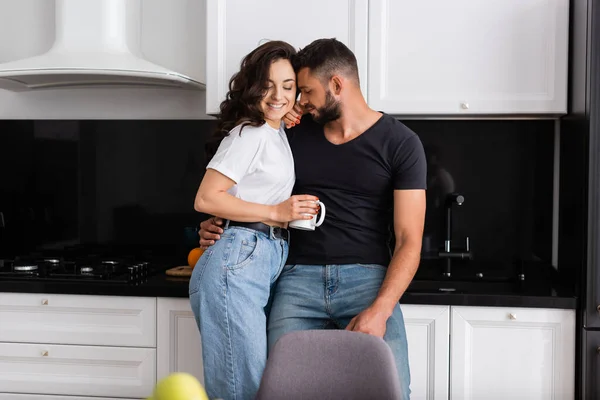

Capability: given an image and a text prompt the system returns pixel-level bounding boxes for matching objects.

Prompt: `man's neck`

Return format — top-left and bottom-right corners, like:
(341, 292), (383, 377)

(324, 98), (382, 143)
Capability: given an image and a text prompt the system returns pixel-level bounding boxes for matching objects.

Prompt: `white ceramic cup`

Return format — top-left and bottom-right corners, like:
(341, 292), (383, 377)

(288, 201), (326, 231)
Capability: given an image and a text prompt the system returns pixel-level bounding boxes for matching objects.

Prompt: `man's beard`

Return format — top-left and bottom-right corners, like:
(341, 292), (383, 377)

(311, 90), (341, 125)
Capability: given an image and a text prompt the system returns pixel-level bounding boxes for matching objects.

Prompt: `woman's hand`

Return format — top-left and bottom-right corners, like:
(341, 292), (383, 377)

(283, 102), (305, 129)
(270, 195), (320, 222)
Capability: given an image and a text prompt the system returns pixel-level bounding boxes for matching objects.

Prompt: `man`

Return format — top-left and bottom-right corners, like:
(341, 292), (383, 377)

(199, 38), (426, 399)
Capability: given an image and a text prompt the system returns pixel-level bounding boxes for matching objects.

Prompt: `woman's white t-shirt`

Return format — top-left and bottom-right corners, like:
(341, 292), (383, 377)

(206, 122), (295, 205)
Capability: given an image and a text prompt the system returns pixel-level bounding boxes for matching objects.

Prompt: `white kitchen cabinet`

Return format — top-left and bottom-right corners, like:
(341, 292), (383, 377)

(141, 0), (207, 85)
(0, 292), (576, 399)
(0, 342), (155, 398)
(402, 305), (450, 400)
(450, 306), (575, 400)
(205, 0), (368, 114)
(157, 297), (204, 385)
(368, 0), (569, 115)
(0, 292), (156, 347)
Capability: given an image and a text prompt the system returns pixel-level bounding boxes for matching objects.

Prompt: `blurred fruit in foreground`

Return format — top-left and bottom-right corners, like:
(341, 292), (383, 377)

(188, 247), (204, 268)
(148, 372), (208, 400)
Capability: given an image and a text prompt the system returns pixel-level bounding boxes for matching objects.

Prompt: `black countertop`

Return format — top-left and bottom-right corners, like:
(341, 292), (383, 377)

(0, 263), (577, 309)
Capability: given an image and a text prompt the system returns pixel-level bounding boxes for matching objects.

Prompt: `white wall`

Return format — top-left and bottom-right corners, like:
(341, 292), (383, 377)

(0, 0), (213, 119)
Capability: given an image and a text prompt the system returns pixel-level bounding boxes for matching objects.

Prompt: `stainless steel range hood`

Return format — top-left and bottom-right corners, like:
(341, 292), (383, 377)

(0, 0), (204, 91)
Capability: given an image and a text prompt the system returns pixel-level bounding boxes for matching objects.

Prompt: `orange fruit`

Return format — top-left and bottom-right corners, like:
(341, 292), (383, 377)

(187, 247), (205, 269)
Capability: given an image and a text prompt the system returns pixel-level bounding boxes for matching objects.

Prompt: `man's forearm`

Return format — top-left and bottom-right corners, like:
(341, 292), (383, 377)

(371, 239), (421, 315)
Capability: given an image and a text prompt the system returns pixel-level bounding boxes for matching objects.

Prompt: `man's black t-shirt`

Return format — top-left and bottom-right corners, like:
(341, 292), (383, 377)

(286, 113), (427, 266)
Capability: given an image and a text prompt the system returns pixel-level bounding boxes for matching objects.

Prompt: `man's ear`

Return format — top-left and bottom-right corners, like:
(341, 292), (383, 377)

(330, 75), (343, 95)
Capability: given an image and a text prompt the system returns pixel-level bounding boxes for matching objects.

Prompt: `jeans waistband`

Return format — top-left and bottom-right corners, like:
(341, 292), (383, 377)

(225, 220), (289, 242)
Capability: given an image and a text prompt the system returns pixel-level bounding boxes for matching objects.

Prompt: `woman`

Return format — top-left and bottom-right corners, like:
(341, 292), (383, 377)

(189, 41), (319, 400)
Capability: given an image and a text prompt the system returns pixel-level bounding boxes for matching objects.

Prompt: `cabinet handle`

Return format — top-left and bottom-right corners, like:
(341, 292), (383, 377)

(41, 351), (48, 356)
(509, 313), (517, 320)
(41, 299), (48, 305)
(460, 102), (469, 110)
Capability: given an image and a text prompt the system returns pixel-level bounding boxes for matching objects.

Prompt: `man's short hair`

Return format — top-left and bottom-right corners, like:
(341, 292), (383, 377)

(293, 38), (360, 85)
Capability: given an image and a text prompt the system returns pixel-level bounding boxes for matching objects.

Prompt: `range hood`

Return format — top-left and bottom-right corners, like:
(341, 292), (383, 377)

(0, 0), (204, 91)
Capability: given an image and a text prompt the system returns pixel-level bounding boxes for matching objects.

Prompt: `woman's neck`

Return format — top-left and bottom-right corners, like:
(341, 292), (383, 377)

(265, 118), (281, 130)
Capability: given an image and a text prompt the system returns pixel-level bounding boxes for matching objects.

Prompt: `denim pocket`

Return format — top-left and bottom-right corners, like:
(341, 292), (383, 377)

(226, 231), (260, 270)
(279, 263), (298, 275)
(188, 249), (214, 296)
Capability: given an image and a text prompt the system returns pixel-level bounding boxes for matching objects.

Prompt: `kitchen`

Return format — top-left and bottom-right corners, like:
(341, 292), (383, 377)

(0, 0), (596, 399)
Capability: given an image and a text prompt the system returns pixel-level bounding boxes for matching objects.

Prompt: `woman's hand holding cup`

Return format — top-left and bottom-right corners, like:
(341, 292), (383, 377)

(270, 195), (320, 223)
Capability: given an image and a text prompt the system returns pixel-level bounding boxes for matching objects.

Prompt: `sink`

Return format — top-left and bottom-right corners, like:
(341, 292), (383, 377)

(408, 258), (526, 294)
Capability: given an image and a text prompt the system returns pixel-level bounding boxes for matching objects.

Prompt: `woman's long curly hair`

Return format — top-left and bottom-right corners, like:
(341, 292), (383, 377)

(205, 40), (297, 162)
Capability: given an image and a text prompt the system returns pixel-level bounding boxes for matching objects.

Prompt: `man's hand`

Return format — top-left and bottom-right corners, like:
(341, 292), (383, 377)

(199, 217), (224, 249)
(345, 305), (392, 338)
(283, 102), (304, 129)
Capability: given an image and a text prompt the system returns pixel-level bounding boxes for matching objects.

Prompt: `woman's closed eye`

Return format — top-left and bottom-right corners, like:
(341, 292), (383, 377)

(265, 85), (293, 91)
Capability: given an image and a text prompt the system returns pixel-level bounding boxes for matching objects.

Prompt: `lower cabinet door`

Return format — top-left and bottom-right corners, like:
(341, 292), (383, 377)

(0, 343), (156, 398)
(450, 306), (575, 400)
(157, 297), (204, 384)
(401, 304), (450, 400)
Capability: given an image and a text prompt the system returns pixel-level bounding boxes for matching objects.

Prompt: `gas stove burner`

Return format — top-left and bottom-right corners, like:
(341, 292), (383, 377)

(130, 261), (148, 269)
(80, 266), (95, 275)
(0, 246), (162, 285)
(14, 264), (38, 272)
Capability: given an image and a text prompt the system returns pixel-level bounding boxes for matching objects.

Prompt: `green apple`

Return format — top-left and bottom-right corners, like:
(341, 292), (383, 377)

(149, 372), (209, 400)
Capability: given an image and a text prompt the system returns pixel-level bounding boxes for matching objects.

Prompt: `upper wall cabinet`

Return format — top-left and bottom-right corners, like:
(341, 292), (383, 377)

(205, 0), (369, 115)
(368, 0), (570, 116)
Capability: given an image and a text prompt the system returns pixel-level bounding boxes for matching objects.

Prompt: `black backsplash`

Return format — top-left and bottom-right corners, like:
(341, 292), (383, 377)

(404, 119), (555, 265)
(0, 119), (555, 268)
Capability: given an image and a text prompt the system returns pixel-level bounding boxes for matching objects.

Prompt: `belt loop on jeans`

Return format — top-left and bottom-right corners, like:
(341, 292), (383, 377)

(269, 226), (276, 240)
(223, 219), (231, 229)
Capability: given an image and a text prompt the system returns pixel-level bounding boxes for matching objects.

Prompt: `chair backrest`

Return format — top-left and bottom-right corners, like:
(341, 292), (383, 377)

(255, 329), (402, 400)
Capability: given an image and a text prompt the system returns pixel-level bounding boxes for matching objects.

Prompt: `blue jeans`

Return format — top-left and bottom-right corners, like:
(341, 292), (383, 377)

(189, 226), (288, 400)
(267, 264), (411, 400)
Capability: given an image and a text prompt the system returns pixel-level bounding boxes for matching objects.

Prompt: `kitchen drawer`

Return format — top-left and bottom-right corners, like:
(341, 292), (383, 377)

(0, 343), (155, 398)
(0, 293), (156, 347)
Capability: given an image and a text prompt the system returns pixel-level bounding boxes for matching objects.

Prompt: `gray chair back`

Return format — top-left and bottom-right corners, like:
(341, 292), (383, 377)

(255, 329), (402, 400)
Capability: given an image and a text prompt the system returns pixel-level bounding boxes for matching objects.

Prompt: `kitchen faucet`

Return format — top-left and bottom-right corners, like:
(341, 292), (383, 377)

(438, 192), (472, 277)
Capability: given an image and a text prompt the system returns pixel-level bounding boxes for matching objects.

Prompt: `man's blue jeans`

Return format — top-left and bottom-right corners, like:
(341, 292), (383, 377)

(267, 263), (411, 400)
(189, 226), (288, 400)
